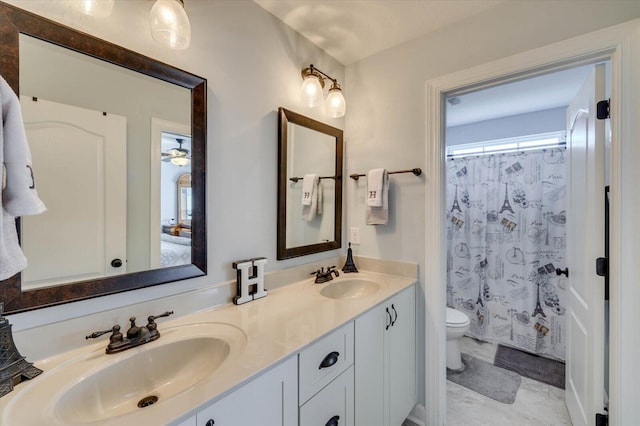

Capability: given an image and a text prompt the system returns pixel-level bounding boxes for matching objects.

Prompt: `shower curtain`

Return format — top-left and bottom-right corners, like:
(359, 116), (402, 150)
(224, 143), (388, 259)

(446, 148), (567, 360)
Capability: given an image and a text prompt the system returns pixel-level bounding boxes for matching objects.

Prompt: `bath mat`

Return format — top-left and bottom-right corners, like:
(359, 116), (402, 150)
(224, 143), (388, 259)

(494, 345), (565, 389)
(447, 353), (521, 404)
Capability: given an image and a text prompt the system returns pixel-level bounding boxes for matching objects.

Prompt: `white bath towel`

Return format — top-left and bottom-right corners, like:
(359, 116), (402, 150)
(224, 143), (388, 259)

(1, 75), (46, 280)
(366, 169), (389, 225)
(301, 173), (318, 206)
(367, 168), (386, 207)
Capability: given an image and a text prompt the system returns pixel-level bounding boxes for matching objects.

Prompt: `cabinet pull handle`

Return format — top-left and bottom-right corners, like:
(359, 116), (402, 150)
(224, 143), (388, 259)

(386, 307), (392, 330)
(205, 420), (215, 426)
(325, 415), (340, 426)
(391, 304), (398, 326)
(319, 351), (340, 369)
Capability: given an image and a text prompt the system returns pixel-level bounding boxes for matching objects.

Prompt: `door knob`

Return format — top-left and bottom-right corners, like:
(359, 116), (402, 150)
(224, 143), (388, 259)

(111, 258), (123, 268)
(555, 267), (568, 277)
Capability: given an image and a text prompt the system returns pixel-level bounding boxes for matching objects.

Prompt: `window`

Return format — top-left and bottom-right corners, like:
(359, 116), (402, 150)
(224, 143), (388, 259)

(447, 131), (565, 157)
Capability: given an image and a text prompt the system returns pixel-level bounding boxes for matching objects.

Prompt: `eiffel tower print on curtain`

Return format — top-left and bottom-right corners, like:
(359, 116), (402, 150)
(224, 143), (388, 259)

(451, 184), (462, 213)
(499, 182), (514, 214)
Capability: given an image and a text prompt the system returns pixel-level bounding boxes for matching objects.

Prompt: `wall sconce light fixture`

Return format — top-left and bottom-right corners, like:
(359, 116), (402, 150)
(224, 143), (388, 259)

(300, 64), (346, 118)
(73, 0), (114, 18)
(149, 0), (192, 50)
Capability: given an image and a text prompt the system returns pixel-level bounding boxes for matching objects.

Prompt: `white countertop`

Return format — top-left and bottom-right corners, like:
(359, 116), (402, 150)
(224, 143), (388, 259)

(1, 269), (416, 426)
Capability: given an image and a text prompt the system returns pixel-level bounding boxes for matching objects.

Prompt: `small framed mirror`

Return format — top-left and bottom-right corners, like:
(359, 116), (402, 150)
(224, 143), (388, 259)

(277, 108), (343, 259)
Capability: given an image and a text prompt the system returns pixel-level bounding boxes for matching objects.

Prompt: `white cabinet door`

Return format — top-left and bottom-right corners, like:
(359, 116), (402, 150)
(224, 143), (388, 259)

(354, 303), (385, 426)
(196, 356), (298, 426)
(354, 284), (416, 426)
(299, 366), (354, 426)
(388, 285), (416, 426)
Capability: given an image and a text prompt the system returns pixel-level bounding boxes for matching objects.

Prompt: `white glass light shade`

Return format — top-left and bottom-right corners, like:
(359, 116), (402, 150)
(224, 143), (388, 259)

(171, 156), (190, 166)
(73, 0), (114, 18)
(300, 75), (324, 108)
(150, 0), (191, 50)
(326, 87), (346, 118)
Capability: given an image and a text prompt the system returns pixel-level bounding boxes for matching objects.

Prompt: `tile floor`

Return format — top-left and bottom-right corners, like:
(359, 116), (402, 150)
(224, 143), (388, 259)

(446, 337), (572, 426)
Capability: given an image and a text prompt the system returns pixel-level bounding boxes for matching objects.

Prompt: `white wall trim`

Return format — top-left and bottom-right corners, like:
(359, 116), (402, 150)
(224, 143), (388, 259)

(424, 18), (640, 426)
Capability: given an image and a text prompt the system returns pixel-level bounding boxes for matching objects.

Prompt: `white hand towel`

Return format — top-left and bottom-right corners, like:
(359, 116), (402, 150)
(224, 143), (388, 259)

(302, 180), (319, 222)
(367, 168), (386, 207)
(0, 75), (46, 280)
(366, 169), (389, 225)
(1, 76), (46, 217)
(301, 173), (318, 206)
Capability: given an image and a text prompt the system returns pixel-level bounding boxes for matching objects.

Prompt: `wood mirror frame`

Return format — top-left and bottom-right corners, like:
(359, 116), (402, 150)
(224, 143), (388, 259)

(277, 108), (343, 259)
(0, 3), (207, 313)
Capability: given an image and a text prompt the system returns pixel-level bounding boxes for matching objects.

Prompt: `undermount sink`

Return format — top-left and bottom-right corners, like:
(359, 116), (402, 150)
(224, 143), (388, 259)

(319, 278), (380, 300)
(4, 322), (247, 425)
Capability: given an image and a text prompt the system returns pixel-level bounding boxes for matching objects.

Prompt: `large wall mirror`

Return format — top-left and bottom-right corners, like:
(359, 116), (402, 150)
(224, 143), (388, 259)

(277, 108), (342, 259)
(0, 3), (207, 313)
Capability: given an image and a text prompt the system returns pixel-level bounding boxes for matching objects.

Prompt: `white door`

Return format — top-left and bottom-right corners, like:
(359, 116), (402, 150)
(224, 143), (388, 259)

(565, 64), (606, 426)
(20, 97), (127, 289)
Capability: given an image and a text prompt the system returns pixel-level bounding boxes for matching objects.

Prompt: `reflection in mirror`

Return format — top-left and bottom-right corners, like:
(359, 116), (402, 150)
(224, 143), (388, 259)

(277, 108), (343, 259)
(0, 3), (207, 313)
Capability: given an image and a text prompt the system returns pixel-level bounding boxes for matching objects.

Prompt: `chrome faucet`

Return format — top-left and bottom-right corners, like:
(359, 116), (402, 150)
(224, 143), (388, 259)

(86, 311), (174, 354)
(311, 266), (340, 283)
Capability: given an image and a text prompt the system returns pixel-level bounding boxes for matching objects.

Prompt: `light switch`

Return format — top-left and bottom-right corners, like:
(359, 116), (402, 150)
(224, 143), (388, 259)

(350, 227), (361, 245)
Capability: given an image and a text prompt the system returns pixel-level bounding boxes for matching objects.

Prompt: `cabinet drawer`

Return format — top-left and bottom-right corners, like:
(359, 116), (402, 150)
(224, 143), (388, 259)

(300, 366), (354, 426)
(299, 321), (354, 403)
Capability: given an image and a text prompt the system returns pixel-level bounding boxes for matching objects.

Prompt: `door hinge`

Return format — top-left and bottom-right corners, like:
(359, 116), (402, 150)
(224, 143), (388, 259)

(596, 257), (608, 277)
(596, 412), (608, 426)
(597, 99), (610, 119)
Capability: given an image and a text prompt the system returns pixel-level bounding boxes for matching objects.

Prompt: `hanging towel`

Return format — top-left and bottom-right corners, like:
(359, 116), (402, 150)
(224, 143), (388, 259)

(301, 173), (318, 206)
(366, 169), (389, 225)
(302, 175), (322, 222)
(367, 168), (386, 207)
(1, 75), (46, 280)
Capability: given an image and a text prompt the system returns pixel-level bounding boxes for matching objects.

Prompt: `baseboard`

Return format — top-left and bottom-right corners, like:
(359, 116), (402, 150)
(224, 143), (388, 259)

(407, 404), (426, 426)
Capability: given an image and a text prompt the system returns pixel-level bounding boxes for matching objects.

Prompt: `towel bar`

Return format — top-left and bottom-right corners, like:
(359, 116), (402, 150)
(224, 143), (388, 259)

(349, 168), (422, 181)
(289, 175), (337, 183)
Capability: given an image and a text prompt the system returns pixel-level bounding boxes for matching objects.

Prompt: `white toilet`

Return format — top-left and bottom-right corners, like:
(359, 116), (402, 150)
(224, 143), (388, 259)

(446, 307), (470, 371)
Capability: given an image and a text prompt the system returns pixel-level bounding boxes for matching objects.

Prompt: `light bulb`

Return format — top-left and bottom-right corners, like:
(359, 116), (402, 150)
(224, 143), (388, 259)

(150, 0), (191, 50)
(74, 0), (114, 17)
(326, 85), (346, 118)
(300, 74), (324, 108)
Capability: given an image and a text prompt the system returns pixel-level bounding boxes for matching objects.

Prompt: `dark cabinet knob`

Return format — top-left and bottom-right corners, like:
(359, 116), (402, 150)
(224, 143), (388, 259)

(325, 415), (339, 426)
(205, 420), (215, 426)
(319, 351), (340, 369)
(555, 267), (569, 277)
(111, 258), (123, 268)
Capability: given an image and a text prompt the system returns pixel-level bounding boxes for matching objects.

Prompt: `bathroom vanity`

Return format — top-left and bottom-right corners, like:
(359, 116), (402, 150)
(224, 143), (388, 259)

(1, 261), (417, 426)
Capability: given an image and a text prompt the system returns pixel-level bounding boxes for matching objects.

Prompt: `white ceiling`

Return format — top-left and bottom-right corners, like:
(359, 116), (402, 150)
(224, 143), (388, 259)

(446, 65), (595, 127)
(254, 1), (596, 125)
(254, 0), (507, 65)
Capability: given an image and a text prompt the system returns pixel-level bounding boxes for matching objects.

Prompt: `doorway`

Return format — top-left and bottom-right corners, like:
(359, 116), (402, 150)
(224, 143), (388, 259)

(442, 63), (609, 425)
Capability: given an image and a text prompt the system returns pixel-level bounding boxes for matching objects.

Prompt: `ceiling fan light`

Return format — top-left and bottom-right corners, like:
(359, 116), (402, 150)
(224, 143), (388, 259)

(73, 0), (114, 17)
(150, 0), (191, 50)
(326, 84), (346, 118)
(171, 156), (191, 166)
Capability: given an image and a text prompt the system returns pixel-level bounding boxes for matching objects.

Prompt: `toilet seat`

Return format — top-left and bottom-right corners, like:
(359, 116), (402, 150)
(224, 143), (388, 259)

(446, 307), (470, 326)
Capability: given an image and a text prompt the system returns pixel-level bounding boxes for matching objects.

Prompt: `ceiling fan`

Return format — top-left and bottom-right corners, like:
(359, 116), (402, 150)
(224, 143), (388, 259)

(162, 138), (191, 166)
